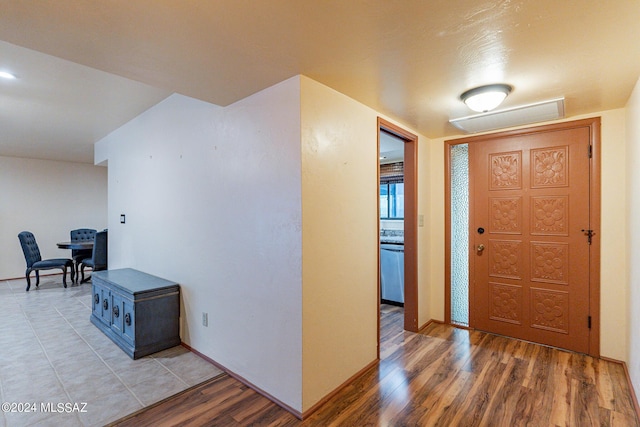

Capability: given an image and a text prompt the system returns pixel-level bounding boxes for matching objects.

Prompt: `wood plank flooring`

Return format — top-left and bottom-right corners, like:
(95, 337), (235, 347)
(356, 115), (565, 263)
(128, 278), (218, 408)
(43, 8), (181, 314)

(110, 305), (639, 426)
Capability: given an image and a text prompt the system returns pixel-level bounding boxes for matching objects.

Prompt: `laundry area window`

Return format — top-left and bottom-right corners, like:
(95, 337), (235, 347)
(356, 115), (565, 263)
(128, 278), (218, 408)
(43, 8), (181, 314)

(380, 162), (404, 220)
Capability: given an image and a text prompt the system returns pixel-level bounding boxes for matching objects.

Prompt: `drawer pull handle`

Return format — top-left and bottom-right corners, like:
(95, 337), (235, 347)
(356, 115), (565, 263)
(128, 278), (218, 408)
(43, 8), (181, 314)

(125, 313), (131, 326)
(94, 294), (99, 305)
(113, 305), (119, 318)
(103, 299), (108, 311)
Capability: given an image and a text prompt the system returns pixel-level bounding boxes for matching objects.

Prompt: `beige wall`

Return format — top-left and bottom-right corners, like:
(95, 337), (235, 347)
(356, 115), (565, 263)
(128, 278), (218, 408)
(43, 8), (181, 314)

(598, 109), (627, 360)
(428, 110), (628, 361)
(0, 156), (108, 279)
(625, 77), (640, 396)
(300, 76), (432, 411)
(418, 138), (436, 326)
(301, 76), (380, 411)
(428, 138), (446, 322)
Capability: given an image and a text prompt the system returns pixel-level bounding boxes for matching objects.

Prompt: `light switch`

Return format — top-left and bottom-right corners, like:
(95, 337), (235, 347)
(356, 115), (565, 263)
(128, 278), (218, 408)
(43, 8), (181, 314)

(418, 214), (424, 227)
(120, 214), (126, 224)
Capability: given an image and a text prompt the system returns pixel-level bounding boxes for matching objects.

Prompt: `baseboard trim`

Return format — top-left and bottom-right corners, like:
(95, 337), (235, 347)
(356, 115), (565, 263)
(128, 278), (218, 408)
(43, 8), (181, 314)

(181, 342), (379, 421)
(600, 356), (640, 423)
(418, 318), (444, 331)
(300, 358), (379, 420)
(1, 272), (62, 282)
(180, 342), (303, 419)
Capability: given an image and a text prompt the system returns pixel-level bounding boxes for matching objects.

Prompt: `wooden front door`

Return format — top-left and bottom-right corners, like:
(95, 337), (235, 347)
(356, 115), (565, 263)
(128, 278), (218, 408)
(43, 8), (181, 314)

(469, 120), (598, 354)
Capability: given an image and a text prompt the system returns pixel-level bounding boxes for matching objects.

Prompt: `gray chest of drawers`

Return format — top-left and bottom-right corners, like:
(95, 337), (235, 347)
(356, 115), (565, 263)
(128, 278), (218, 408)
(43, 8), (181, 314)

(90, 268), (180, 359)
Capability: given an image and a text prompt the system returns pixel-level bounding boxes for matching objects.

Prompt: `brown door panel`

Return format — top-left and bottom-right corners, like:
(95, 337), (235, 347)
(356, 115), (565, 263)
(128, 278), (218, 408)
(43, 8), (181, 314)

(470, 126), (591, 353)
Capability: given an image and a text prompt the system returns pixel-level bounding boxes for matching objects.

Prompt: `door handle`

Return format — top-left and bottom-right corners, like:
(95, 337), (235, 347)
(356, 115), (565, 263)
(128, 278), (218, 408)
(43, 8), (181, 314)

(477, 244), (485, 252)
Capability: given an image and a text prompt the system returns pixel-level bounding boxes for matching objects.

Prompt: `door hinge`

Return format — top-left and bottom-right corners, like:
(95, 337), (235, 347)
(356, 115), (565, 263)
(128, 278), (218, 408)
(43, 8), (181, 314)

(588, 315), (592, 329)
(589, 144), (593, 158)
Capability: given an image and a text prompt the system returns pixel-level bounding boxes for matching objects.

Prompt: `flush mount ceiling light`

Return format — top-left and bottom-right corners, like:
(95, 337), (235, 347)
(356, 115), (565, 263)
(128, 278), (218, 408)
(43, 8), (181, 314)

(0, 71), (17, 79)
(461, 84), (512, 113)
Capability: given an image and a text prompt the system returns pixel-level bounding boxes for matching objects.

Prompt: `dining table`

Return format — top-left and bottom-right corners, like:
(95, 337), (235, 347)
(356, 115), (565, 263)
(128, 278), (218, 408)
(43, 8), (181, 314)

(56, 241), (94, 251)
(57, 241), (94, 282)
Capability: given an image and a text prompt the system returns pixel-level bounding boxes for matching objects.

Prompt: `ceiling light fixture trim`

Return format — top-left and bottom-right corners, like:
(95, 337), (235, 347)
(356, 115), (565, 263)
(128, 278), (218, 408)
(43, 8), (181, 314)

(449, 97), (565, 134)
(461, 83), (512, 112)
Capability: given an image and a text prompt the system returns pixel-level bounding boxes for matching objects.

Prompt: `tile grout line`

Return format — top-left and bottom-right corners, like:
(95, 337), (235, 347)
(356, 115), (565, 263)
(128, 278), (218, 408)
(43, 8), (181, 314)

(14, 289), (83, 426)
(58, 291), (196, 408)
(74, 285), (190, 388)
(0, 375), (6, 427)
(3, 278), (211, 423)
(148, 355), (191, 388)
(4, 279), (62, 427)
(0, 280), (8, 427)
(52, 305), (146, 408)
(61, 290), (191, 404)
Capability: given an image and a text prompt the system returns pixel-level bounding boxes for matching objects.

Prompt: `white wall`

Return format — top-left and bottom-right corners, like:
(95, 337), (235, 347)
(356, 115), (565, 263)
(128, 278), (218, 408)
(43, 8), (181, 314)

(0, 156), (107, 279)
(98, 79), (304, 410)
(626, 77), (640, 397)
(99, 75), (435, 413)
(428, 110), (630, 361)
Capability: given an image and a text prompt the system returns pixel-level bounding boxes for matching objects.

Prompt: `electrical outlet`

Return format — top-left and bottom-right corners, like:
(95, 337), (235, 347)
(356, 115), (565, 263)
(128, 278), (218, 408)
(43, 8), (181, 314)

(202, 312), (208, 327)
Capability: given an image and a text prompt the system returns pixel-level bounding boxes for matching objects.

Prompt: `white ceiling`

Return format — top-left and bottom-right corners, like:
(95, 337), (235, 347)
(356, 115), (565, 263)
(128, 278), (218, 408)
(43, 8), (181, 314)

(1, 0), (639, 164)
(380, 131), (405, 164)
(0, 40), (170, 163)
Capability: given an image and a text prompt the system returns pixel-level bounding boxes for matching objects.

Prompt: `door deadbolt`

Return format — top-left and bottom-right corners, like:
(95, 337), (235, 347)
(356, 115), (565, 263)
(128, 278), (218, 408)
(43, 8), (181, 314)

(477, 244), (485, 252)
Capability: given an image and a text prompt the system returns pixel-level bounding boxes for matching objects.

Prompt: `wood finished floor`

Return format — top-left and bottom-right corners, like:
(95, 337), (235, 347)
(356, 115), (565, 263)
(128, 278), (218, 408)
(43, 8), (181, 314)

(110, 305), (639, 426)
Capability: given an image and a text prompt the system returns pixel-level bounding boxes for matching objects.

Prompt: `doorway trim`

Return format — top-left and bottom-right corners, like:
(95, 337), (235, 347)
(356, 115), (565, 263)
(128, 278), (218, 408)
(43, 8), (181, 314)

(377, 117), (419, 338)
(444, 117), (601, 356)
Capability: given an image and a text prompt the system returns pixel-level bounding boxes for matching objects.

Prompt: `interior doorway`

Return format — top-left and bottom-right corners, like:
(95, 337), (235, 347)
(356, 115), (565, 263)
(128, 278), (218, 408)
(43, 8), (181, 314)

(377, 118), (418, 348)
(445, 118), (601, 356)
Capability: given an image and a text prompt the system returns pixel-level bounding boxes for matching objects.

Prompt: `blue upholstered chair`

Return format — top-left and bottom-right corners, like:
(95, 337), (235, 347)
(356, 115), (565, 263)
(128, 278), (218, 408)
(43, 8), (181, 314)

(18, 231), (74, 291)
(70, 228), (96, 278)
(79, 230), (108, 283)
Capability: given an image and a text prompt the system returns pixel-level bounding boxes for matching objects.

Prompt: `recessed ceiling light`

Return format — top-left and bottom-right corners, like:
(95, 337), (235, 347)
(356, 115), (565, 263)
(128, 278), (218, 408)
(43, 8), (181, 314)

(0, 71), (17, 79)
(461, 84), (512, 113)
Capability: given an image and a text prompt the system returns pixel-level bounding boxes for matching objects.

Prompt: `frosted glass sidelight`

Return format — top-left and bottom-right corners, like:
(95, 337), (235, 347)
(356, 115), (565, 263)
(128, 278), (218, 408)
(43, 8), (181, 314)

(450, 144), (469, 326)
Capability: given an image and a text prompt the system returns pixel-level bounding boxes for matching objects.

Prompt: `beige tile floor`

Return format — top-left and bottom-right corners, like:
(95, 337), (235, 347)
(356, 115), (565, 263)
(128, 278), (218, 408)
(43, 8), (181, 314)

(0, 275), (223, 427)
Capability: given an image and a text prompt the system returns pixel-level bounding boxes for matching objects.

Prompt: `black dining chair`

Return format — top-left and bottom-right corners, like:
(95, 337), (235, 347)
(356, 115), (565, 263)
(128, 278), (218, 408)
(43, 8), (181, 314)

(18, 231), (74, 291)
(79, 230), (108, 283)
(70, 228), (96, 278)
